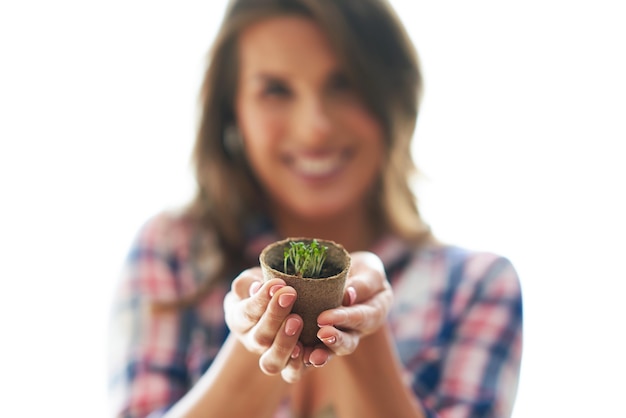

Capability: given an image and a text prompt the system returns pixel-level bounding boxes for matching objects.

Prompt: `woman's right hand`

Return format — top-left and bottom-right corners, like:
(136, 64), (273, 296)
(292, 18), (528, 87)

(223, 267), (306, 383)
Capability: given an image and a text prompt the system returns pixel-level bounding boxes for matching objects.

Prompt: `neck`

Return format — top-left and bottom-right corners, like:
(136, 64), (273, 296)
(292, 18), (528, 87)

(271, 206), (379, 253)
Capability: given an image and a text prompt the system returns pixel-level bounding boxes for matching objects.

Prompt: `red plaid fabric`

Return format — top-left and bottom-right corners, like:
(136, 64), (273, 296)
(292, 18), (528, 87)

(108, 212), (522, 417)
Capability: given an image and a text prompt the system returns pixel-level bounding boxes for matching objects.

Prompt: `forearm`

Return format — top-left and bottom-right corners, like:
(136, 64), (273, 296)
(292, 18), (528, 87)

(165, 334), (289, 418)
(332, 326), (426, 418)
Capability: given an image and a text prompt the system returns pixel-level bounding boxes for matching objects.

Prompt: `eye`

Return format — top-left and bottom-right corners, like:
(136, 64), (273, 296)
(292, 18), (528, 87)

(262, 79), (292, 98)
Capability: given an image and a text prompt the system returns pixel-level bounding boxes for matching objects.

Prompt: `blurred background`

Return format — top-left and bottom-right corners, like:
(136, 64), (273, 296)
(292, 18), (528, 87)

(1, 1), (624, 416)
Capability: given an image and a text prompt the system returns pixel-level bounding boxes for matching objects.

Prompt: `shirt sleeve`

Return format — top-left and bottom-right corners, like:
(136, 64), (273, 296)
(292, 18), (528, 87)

(107, 215), (193, 418)
(421, 254), (523, 418)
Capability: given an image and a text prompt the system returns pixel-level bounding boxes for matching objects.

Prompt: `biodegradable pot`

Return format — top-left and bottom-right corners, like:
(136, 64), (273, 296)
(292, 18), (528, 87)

(259, 237), (351, 346)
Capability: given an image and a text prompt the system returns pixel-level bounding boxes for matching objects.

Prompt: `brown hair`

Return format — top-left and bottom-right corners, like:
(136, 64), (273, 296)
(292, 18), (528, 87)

(184, 0), (432, 300)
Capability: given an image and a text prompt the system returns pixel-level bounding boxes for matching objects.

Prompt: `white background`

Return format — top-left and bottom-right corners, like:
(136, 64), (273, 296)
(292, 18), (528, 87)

(1, 1), (624, 417)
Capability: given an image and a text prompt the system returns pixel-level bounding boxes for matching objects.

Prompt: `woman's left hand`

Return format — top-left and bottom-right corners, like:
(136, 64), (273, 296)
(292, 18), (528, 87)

(304, 251), (394, 366)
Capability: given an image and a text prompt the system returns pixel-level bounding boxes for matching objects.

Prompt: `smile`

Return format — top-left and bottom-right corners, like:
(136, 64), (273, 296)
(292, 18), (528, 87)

(286, 151), (351, 178)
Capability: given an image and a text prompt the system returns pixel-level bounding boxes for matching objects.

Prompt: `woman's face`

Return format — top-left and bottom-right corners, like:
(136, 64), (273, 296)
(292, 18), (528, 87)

(235, 16), (385, 222)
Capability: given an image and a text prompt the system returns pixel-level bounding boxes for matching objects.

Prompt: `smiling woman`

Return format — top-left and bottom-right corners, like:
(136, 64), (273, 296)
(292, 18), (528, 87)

(105, 1), (522, 417)
(189, 0), (429, 259)
(3, 0), (625, 417)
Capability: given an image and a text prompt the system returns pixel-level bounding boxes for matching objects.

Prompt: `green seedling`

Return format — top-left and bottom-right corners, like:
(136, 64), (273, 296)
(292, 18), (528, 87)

(283, 239), (328, 278)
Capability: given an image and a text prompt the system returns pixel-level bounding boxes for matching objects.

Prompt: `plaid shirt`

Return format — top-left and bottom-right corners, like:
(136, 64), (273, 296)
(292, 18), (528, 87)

(108, 212), (522, 418)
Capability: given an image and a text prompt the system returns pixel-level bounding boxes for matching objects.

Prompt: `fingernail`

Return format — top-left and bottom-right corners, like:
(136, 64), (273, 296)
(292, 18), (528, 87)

(278, 293), (296, 308)
(269, 284), (284, 297)
(313, 359), (328, 368)
(249, 281), (262, 296)
(347, 286), (357, 306)
(285, 317), (301, 336)
(291, 345), (301, 359)
(320, 336), (336, 345)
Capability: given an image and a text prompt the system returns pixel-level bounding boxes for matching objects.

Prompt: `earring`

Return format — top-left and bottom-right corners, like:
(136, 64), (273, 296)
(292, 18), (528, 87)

(223, 125), (244, 157)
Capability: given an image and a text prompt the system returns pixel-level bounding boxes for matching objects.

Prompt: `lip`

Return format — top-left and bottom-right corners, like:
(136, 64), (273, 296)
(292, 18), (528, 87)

(282, 149), (353, 182)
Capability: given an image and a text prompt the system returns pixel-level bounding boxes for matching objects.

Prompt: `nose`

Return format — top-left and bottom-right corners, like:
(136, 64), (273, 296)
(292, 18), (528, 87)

(293, 96), (332, 147)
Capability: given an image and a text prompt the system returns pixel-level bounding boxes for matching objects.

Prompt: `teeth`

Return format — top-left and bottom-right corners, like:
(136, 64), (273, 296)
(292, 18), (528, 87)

(293, 155), (342, 176)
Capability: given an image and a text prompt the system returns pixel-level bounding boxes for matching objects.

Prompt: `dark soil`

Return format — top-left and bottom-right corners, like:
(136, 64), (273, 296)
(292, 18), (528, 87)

(273, 260), (343, 279)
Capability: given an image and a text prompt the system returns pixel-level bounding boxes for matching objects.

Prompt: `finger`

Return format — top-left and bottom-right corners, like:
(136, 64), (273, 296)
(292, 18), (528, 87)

(227, 278), (287, 334)
(299, 344), (332, 368)
(317, 325), (359, 356)
(308, 347), (332, 367)
(316, 303), (383, 335)
(344, 276), (376, 305)
(280, 344), (305, 383)
(249, 281), (262, 297)
(341, 286), (357, 306)
(231, 268), (275, 299)
(344, 252), (389, 304)
(248, 286), (298, 351)
(258, 314), (303, 375)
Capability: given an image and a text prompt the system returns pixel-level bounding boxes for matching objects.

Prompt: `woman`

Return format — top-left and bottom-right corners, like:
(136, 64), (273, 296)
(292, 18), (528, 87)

(108, 0), (523, 417)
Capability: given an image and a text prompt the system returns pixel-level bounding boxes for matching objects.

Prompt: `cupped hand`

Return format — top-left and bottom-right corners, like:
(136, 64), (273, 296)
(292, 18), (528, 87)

(306, 251), (394, 365)
(223, 267), (306, 383)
